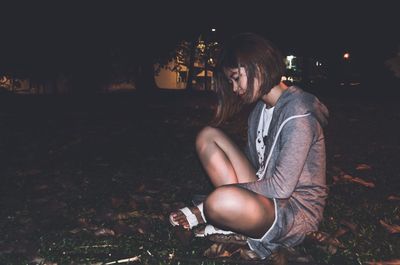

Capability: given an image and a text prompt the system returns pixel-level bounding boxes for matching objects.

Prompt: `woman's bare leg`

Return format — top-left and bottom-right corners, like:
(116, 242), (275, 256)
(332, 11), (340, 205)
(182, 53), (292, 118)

(196, 126), (257, 187)
(170, 126), (260, 229)
(204, 185), (275, 238)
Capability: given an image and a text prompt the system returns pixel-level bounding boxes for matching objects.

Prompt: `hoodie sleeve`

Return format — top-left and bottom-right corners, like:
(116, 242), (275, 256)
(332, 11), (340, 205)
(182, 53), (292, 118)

(238, 114), (316, 198)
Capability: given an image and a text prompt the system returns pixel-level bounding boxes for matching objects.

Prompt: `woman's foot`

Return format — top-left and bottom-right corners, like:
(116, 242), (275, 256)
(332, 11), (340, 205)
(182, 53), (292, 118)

(169, 204), (206, 230)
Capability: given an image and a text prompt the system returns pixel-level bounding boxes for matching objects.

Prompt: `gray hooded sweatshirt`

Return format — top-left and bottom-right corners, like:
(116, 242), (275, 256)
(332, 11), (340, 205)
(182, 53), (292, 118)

(238, 86), (329, 257)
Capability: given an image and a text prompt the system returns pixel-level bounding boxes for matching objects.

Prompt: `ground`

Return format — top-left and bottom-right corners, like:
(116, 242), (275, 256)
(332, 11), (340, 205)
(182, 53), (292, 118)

(0, 88), (399, 265)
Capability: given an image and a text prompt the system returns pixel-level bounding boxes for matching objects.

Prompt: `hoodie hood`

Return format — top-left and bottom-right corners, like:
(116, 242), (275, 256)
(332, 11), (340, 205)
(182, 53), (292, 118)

(274, 86), (329, 127)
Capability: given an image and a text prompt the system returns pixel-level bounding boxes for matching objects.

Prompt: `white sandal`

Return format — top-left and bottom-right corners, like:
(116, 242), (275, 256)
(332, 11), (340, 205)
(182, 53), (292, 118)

(169, 203), (206, 229)
(194, 224), (235, 237)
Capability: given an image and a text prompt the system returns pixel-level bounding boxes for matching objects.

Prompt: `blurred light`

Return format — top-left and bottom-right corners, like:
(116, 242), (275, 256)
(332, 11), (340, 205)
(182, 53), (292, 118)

(211, 28), (216, 32)
(343, 52), (350, 59)
(286, 55), (296, 69)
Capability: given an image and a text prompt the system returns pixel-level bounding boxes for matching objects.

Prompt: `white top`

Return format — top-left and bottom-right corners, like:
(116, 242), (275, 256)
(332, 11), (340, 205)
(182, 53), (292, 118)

(255, 105), (275, 179)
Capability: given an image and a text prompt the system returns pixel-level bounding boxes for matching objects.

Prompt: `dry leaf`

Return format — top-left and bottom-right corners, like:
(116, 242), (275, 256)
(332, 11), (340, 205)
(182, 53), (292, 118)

(78, 217), (90, 226)
(203, 243), (240, 258)
(387, 195), (400, 201)
(135, 218), (151, 235)
(341, 174), (375, 188)
(206, 233), (248, 245)
(69, 228), (84, 234)
(365, 260), (400, 265)
(114, 211), (141, 220)
(332, 226), (350, 238)
(306, 231), (344, 255)
(239, 248), (260, 261)
(136, 184), (146, 193)
(94, 228), (115, 236)
(356, 164), (372, 171)
(379, 220), (400, 234)
(339, 219), (358, 234)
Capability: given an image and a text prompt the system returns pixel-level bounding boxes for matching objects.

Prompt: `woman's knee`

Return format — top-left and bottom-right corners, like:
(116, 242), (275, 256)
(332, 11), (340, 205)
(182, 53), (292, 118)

(203, 186), (243, 221)
(195, 126), (221, 153)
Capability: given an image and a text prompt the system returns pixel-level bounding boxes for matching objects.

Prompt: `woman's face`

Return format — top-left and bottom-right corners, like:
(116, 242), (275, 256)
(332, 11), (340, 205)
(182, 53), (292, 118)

(224, 67), (260, 101)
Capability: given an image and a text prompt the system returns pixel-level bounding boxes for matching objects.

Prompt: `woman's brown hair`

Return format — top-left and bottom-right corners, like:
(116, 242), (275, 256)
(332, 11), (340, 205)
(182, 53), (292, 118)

(213, 32), (285, 125)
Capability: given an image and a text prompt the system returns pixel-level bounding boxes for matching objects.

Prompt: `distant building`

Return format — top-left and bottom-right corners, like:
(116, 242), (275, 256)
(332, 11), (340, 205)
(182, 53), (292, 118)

(154, 59), (187, 90)
(154, 59), (215, 91)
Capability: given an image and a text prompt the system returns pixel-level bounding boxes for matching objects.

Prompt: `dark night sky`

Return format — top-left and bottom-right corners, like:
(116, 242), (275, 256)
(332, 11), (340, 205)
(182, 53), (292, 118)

(1, 1), (399, 65)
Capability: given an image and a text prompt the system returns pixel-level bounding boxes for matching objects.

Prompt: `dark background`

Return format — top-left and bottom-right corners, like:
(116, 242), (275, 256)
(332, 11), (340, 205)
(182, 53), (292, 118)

(1, 1), (398, 68)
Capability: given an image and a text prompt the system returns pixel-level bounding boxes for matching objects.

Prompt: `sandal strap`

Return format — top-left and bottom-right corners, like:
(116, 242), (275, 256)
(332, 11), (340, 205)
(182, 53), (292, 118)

(180, 207), (199, 229)
(197, 202), (207, 223)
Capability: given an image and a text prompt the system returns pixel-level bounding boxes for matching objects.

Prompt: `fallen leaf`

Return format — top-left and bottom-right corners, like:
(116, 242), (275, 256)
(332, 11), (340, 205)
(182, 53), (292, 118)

(205, 233), (248, 245)
(332, 226), (350, 238)
(78, 217), (90, 226)
(69, 228), (84, 234)
(356, 164), (372, 171)
(387, 195), (400, 201)
(379, 220), (400, 234)
(365, 259), (400, 265)
(135, 218), (151, 235)
(203, 243), (240, 258)
(136, 184), (146, 193)
(341, 174), (375, 188)
(239, 248), (260, 261)
(268, 248), (288, 265)
(339, 219), (358, 234)
(305, 231), (344, 255)
(114, 211), (141, 220)
(94, 228), (115, 236)
(306, 231), (344, 247)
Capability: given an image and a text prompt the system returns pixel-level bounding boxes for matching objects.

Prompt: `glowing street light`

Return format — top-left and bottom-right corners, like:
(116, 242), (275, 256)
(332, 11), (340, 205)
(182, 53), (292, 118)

(343, 52), (350, 60)
(211, 28), (216, 32)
